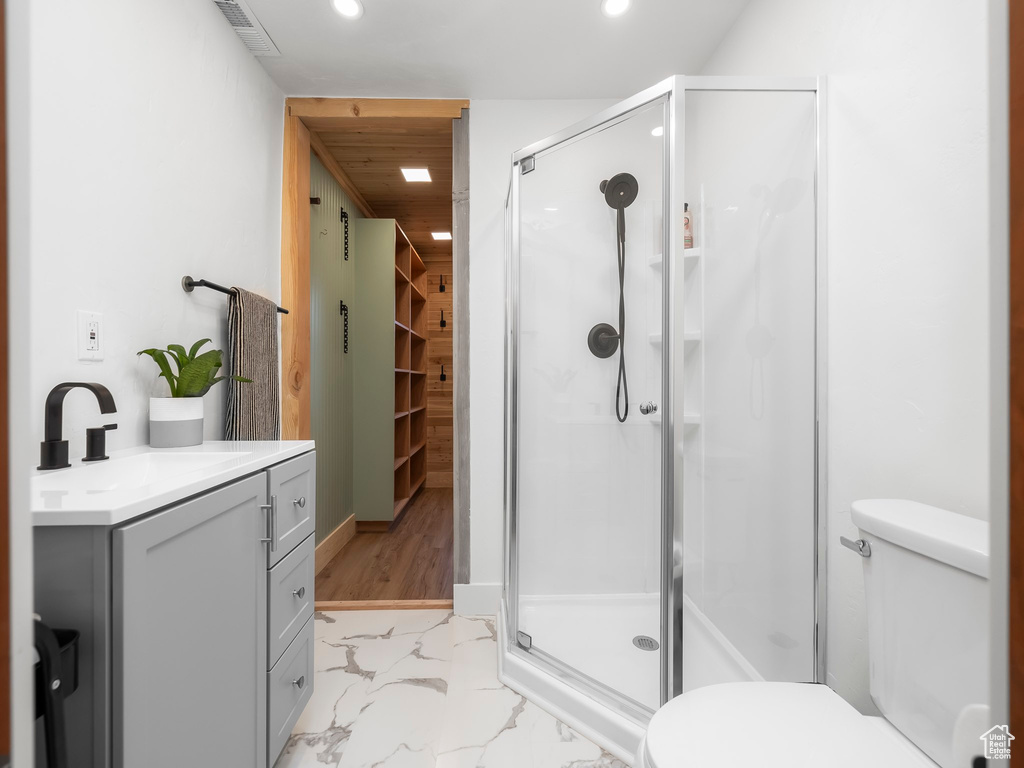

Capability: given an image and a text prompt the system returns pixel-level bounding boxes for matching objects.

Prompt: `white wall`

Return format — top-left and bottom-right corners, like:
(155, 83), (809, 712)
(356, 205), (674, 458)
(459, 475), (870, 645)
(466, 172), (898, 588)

(467, 99), (613, 600)
(27, 0), (285, 458)
(8, 0), (285, 760)
(700, 0), (992, 712)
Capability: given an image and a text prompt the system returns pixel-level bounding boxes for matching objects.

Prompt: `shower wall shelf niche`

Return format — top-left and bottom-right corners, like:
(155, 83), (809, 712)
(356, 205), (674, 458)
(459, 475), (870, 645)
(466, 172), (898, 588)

(647, 247), (701, 270)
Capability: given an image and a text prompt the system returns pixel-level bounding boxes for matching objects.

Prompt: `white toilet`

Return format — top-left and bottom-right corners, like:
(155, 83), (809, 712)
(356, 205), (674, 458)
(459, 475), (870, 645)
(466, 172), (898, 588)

(637, 499), (990, 768)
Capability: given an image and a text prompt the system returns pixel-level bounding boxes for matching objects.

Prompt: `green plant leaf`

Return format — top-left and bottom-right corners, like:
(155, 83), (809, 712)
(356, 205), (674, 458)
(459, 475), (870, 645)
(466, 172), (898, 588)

(137, 348), (179, 397)
(177, 350), (224, 397)
(166, 344), (189, 371)
(187, 338), (211, 361)
(165, 346), (188, 383)
(138, 339), (249, 398)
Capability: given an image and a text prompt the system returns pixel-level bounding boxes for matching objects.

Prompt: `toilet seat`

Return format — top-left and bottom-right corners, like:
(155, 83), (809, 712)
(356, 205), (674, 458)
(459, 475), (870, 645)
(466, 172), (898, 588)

(638, 682), (935, 768)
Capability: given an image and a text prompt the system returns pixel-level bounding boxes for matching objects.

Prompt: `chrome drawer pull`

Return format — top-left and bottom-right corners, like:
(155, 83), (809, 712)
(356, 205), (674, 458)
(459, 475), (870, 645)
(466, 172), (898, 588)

(259, 503), (273, 544)
(293, 496), (306, 508)
(292, 675), (305, 689)
(270, 496), (278, 552)
(292, 587), (306, 599)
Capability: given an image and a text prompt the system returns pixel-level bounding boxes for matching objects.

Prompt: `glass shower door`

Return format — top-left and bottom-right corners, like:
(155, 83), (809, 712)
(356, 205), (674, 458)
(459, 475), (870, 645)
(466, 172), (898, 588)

(509, 97), (668, 713)
(676, 87), (819, 691)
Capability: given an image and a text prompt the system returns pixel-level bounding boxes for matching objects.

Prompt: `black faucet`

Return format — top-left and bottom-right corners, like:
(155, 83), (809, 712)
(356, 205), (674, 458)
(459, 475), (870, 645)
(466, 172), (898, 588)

(39, 382), (117, 470)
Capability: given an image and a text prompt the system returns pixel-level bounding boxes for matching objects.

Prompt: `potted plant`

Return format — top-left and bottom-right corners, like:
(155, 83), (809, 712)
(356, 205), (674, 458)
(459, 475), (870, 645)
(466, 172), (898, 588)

(138, 339), (250, 448)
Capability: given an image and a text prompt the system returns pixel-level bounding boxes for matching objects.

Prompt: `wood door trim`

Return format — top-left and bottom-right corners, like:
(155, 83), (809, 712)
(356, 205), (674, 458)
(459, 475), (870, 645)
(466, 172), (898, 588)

(1010, 0), (1023, 738)
(280, 114), (312, 440)
(287, 98), (468, 121)
(314, 600), (453, 612)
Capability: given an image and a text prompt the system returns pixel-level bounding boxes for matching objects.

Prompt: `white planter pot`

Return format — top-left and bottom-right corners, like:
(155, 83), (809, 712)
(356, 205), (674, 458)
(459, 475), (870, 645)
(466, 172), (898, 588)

(149, 397), (204, 448)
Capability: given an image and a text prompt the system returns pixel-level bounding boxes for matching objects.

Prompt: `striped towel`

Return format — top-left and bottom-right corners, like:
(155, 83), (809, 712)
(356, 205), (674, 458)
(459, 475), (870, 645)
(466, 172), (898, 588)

(225, 287), (281, 440)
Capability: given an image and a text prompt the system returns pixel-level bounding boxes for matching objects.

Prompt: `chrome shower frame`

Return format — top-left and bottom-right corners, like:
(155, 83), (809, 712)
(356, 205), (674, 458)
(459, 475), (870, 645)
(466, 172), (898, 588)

(502, 74), (828, 740)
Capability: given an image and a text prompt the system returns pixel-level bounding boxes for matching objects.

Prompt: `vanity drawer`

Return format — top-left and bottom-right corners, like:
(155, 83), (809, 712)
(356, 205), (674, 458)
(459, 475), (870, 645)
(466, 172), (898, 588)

(266, 451), (316, 567)
(268, 614), (314, 765)
(268, 533), (315, 666)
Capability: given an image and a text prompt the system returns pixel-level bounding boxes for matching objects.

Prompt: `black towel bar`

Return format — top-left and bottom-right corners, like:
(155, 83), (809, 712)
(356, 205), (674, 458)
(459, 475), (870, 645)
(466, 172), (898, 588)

(182, 276), (289, 314)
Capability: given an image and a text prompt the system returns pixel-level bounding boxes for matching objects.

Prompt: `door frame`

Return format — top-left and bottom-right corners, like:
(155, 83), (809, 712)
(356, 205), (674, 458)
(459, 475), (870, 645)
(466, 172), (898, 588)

(278, 98), (471, 598)
(0, 0), (9, 759)
(1007, 0), (1021, 741)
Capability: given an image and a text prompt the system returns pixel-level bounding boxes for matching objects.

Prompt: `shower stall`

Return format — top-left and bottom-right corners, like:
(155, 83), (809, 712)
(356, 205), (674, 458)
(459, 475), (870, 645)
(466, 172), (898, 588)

(501, 76), (825, 761)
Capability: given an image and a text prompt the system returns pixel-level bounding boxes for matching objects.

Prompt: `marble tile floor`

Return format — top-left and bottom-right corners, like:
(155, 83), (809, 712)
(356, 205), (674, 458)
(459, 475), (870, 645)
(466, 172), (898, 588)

(275, 610), (629, 768)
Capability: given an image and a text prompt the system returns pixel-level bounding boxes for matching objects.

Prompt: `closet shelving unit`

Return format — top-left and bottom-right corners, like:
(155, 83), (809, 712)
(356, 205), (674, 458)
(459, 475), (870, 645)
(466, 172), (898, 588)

(394, 225), (429, 519)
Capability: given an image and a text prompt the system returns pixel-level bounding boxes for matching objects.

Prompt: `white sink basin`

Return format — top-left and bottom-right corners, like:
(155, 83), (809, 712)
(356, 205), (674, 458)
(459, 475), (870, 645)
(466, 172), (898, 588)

(31, 441), (315, 527)
(34, 451), (243, 493)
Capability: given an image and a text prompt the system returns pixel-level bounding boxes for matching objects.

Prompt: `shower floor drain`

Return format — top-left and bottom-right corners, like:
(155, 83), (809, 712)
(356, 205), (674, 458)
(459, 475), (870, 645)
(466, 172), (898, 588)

(632, 635), (659, 651)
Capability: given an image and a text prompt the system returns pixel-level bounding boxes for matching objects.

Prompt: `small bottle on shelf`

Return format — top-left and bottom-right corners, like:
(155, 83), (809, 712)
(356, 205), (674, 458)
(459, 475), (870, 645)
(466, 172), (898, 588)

(683, 203), (694, 249)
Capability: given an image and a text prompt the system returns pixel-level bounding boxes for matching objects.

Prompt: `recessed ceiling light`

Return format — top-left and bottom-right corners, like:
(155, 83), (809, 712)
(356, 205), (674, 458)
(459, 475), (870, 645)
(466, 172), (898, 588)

(601, 0), (631, 18)
(544, 207), (559, 212)
(432, 232), (453, 240)
(401, 168), (431, 182)
(331, 0), (364, 18)
(651, 126), (664, 137)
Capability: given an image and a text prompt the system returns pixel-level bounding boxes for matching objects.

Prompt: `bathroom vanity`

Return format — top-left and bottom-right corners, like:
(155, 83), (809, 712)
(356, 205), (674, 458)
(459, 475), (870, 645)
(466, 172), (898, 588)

(32, 441), (316, 768)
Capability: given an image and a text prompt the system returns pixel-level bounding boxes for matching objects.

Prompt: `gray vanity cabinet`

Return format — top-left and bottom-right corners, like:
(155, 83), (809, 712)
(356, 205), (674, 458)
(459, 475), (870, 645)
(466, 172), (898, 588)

(33, 448), (317, 768)
(112, 473), (268, 768)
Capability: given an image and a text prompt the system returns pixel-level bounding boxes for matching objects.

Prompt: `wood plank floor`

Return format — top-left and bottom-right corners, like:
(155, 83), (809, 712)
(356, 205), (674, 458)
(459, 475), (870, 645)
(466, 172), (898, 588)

(315, 487), (453, 601)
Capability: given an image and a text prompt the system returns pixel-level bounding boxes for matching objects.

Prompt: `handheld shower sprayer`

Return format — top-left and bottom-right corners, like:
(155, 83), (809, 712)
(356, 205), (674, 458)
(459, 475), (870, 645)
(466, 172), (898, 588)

(589, 172), (638, 423)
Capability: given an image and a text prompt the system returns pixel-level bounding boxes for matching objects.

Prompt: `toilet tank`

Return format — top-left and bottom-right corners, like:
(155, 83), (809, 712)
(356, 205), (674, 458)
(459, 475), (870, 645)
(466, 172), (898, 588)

(851, 499), (989, 768)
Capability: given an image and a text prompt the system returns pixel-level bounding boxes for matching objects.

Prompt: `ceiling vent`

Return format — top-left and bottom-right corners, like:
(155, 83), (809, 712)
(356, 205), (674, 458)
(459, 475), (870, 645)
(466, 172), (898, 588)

(212, 0), (281, 57)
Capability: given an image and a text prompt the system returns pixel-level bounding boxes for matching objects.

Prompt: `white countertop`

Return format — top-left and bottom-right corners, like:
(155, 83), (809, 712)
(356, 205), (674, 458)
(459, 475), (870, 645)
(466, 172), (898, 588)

(32, 440), (315, 527)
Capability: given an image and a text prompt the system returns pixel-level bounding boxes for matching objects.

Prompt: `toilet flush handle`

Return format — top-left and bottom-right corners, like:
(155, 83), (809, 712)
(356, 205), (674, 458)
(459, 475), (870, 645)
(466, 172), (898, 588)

(840, 536), (871, 557)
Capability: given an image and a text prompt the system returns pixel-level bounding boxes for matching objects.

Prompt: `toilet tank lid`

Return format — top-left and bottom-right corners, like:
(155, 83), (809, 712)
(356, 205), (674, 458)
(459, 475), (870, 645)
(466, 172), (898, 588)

(851, 499), (988, 579)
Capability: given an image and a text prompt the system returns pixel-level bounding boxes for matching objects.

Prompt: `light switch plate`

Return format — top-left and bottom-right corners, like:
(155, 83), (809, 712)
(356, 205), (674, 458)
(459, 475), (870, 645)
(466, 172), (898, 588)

(77, 310), (103, 361)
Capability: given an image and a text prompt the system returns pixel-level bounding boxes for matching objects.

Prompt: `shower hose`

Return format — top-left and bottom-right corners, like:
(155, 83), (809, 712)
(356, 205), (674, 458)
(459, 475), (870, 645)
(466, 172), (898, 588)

(615, 208), (628, 423)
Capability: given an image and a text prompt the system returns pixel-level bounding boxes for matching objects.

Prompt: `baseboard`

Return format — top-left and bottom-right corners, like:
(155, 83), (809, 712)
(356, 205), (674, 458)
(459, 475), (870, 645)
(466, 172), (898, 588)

(315, 599), (454, 611)
(315, 514), (356, 575)
(355, 485), (425, 533)
(453, 583), (501, 616)
(425, 474), (454, 488)
(355, 520), (390, 533)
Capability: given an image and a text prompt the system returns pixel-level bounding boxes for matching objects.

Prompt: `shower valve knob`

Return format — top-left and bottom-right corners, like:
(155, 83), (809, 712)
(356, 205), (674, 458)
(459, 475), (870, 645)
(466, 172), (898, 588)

(639, 401), (658, 415)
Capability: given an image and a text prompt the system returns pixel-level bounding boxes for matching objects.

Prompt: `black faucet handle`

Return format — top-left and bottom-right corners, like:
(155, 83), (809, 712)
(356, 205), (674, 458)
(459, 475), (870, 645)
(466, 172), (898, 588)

(83, 423), (117, 463)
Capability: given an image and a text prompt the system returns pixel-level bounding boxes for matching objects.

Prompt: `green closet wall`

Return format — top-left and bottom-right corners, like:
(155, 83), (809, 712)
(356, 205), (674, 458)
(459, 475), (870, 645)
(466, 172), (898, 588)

(309, 154), (363, 544)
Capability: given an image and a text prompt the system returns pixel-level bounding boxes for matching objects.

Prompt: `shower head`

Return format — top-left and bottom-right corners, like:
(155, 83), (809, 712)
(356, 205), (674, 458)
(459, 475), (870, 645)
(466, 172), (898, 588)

(600, 173), (639, 210)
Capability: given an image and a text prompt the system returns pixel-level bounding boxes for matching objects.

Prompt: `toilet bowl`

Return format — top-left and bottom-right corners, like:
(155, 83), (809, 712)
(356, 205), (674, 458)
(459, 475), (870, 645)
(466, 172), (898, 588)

(635, 682), (934, 767)
(637, 500), (989, 768)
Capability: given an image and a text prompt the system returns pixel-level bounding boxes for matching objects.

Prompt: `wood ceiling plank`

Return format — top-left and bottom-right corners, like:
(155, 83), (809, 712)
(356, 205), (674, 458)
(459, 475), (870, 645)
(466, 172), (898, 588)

(316, 119), (452, 135)
(309, 131), (376, 217)
(321, 136), (453, 150)
(304, 105), (457, 274)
